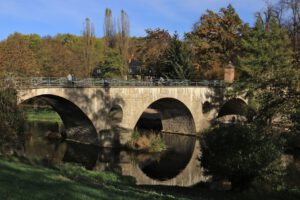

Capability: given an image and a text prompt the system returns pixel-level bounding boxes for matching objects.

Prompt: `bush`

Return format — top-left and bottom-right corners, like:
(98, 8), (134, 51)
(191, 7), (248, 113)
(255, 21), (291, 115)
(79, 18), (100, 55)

(0, 88), (25, 155)
(200, 123), (283, 190)
(127, 130), (166, 152)
(131, 130), (141, 140)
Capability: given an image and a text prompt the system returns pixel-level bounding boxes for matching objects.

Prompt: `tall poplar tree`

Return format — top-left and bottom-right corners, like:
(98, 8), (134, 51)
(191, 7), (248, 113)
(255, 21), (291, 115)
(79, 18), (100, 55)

(117, 10), (130, 78)
(104, 8), (116, 48)
(82, 18), (96, 77)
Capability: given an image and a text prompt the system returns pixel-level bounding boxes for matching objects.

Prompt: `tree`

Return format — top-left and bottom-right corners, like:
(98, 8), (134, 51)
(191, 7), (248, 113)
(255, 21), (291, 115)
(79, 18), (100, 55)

(38, 36), (78, 77)
(82, 18), (96, 77)
(104, 8), (117, 48)
(0, 87), (24, 155)
(100, 48), (123, 78)
(262, 0), (298, 65)
(102, 8), (130, 78)
(186, 4), (247, 79)
(0, 33), (38, 76)
(237, 15), (299, 129)
(160, 33), (196, 79)
(266, 0), (300, 64)
(200, 124), (283, 190)
(135, 28), (171, 76)
(280, 0), (300, 64)
(117, 10), (131, 78)
(26, 34), (42, 52)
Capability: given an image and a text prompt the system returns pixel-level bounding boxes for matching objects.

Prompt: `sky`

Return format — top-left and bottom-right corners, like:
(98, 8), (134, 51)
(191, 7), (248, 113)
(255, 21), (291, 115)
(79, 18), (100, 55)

(0, 0), (278, 40)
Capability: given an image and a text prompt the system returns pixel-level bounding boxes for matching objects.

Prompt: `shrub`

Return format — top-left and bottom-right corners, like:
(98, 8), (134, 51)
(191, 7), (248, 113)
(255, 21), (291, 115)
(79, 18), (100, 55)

(150, 134), (167, 152)
(0, 88), (25, 155)
(127, 130), (166, 152)
(200, 123), (283, 190)
(131, 130), (140, 140)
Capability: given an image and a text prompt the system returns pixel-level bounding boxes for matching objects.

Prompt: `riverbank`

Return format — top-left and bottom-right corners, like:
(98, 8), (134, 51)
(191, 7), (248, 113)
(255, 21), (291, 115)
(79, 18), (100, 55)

(24, 108), (62, 123)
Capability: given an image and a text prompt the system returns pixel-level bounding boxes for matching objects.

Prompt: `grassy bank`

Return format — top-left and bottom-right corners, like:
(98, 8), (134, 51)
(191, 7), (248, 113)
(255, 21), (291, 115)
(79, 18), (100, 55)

(24, 108), (62, 123)
(0, 158), (300, 200)
(0, 158), (189, 200)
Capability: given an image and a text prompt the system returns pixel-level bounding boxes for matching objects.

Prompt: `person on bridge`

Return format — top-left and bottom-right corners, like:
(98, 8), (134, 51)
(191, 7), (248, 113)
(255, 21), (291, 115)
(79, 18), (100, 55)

(104, 79), (109, 87)
(67, 74), (72, 85)
(67, 74), (72, 82)
(159, 77), (165, 85)
(71, 74), (75, 85)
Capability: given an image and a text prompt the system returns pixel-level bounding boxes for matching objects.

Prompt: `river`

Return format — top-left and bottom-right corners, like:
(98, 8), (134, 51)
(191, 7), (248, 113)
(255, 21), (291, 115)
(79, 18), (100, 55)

(24, 121), (204, 186)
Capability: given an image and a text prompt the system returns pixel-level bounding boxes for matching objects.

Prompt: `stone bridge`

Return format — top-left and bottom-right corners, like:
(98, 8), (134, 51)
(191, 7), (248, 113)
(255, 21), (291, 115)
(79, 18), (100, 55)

(17, 85), (248, 186)
(17, 86), (247, 145)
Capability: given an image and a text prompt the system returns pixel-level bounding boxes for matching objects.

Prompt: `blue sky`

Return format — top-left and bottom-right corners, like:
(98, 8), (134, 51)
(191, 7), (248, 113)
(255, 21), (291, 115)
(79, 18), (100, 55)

(0, 0), (278, 40)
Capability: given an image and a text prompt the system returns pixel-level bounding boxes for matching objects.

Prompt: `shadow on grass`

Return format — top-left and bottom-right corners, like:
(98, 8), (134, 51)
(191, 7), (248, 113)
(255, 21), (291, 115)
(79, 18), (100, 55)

(139, 183), (300, 200)
(0, 159), (187, 200)
(1, 158), (299, 200)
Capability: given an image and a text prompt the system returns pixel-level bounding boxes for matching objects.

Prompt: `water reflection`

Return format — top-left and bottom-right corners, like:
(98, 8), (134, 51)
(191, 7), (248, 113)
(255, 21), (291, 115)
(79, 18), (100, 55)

(63, 141), (99, 170)
(24, 122), (67, 164)
(25, 122), (99, 169)
(24, 121), (196, 181)
(139, 133), (196, 181)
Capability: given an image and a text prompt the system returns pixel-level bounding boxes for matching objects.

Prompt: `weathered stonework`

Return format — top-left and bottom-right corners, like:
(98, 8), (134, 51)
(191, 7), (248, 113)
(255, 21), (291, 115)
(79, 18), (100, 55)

(18, 86), (222, 147)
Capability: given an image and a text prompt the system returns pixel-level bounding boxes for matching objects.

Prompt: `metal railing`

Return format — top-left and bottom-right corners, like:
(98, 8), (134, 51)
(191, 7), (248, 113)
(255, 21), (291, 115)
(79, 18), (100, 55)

(1, 77), (225, 89)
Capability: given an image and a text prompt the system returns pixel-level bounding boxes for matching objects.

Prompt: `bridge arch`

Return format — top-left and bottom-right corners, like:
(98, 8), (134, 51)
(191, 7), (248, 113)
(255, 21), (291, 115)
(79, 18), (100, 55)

(20, 94), (98, 145)
(108, 104), (123, 124)
(217, 98), (253, 123)
(134, 97), (196, 134)
(202, 101), (213, 114)
(133, 97), (196, 181)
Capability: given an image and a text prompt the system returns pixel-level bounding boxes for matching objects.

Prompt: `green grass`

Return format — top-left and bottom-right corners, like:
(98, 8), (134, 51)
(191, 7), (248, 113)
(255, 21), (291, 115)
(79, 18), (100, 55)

(0, 158), (300, 200)
(0, 158), (188, 200)
(24, 109), (63, 123)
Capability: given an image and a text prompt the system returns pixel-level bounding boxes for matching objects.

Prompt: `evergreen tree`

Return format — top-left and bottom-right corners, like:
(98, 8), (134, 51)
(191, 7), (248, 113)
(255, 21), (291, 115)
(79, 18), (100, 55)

(237, 15), (299, 130)
(100, 48), (123, 78)
(160, 34), (196, 80)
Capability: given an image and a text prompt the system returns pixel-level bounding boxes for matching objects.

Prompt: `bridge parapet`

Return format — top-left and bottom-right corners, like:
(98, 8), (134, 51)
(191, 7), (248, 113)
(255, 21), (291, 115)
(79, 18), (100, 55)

(2, 77), (225, 89)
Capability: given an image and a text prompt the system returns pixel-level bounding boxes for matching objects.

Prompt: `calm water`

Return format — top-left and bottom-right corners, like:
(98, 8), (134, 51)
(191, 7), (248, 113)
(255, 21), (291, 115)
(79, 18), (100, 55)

(24, 121), (196, 181)
(24, 121), (300, 187)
